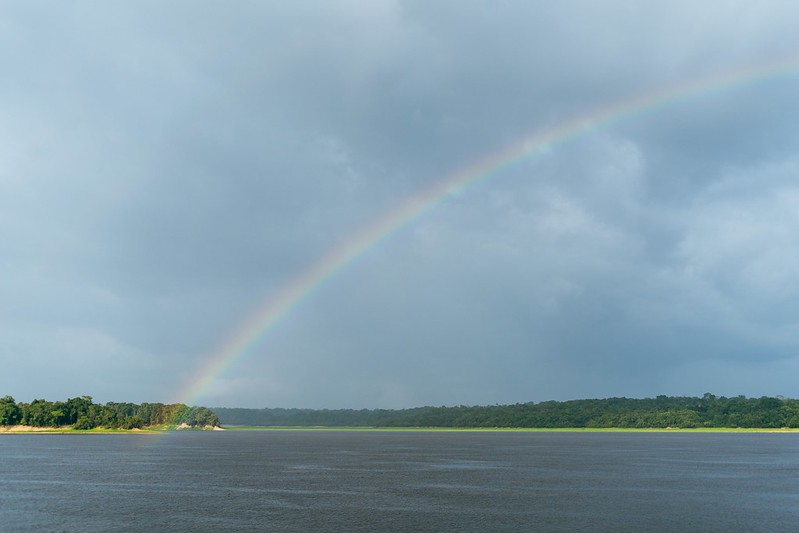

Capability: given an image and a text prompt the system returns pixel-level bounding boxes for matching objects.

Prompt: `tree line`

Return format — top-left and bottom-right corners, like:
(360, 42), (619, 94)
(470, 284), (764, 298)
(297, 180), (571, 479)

(212, 394), (799, 428)
(0, 396), (219, 429)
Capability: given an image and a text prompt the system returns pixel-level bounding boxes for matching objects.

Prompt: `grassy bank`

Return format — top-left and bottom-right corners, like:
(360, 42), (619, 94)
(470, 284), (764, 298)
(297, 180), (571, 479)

(220, 426), (799, 433)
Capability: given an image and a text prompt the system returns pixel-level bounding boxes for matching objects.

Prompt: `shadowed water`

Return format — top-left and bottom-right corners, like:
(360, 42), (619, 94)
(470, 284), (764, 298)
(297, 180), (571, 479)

(2, 431), (798, 531)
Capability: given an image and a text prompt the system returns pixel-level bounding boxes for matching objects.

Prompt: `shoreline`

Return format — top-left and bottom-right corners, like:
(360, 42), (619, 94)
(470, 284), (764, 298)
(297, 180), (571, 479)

(0, 424), (222, 434)
(219, 426), (799, 433)
(4, 425), (799, 434)
(0, 425), (160, 434)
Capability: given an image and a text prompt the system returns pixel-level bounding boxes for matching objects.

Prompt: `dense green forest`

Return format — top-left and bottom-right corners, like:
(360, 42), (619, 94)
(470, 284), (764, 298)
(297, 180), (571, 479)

(213, 394), (799, 429)
(0, 396), (219, 429)
(8, 394), (798, 430)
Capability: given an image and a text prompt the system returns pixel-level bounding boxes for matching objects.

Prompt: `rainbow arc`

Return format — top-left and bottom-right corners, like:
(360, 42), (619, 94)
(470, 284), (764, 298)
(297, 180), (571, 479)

(175, 55), (799, 406)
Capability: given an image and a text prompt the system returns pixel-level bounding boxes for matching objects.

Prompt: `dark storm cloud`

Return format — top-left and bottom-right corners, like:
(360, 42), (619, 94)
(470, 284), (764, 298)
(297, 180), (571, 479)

(2, 1), (799, 406)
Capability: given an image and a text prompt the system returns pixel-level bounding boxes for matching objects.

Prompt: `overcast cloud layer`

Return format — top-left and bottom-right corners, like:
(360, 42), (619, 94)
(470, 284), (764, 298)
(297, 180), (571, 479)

(3, 1), (799, 408)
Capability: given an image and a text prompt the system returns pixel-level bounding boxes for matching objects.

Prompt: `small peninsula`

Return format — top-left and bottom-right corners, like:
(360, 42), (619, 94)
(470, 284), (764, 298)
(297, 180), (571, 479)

(0, 396), (219, 432)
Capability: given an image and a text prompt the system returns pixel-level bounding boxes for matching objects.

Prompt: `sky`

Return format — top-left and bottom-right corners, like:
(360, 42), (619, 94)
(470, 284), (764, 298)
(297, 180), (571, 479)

(3, 1), (799, 408)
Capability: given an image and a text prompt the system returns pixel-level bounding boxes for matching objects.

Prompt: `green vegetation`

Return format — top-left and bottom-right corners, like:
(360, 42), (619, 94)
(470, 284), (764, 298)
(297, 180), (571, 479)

(213, 394), (799, 429)
(7, 394), (799, 431)
(0, 395), (219, 430)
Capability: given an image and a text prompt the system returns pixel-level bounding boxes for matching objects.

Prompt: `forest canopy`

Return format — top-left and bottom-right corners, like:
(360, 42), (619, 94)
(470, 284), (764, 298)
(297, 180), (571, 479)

(5, 394), (798, 430)
(0, 396), (219, 429)
(213, 394), (799, 429)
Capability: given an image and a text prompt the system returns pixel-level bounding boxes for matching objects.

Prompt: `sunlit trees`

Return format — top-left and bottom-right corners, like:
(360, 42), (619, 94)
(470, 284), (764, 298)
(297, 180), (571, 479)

(64, 396), (93, 424)
(0, 396), (21, 425)
(1, 396), (220, 429)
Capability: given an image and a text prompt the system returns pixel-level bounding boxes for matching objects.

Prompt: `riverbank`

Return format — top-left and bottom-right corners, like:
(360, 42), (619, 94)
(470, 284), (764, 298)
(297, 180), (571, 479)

(0, 424), (222, 434)
(5, 424), (799, 433)
(221, 426), (799, 433)
(0, 425), (72, 433)
(0, 425), (159, 434)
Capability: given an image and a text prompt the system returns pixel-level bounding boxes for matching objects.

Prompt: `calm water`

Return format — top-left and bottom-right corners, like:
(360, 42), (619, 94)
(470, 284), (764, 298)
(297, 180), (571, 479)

(2, 431), (798, 532)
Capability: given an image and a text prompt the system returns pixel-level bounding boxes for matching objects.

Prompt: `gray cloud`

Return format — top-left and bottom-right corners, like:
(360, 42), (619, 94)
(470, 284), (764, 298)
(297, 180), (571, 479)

(2, 1), (799, 407)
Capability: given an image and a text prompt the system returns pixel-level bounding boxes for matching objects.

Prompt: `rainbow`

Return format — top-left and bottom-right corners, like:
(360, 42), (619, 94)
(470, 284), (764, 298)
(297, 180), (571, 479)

(176, 54), (799, 406)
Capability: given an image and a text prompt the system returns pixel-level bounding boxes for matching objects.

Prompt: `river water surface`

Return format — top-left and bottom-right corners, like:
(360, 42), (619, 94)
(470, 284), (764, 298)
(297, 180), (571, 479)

(2, 431), (798, 531)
